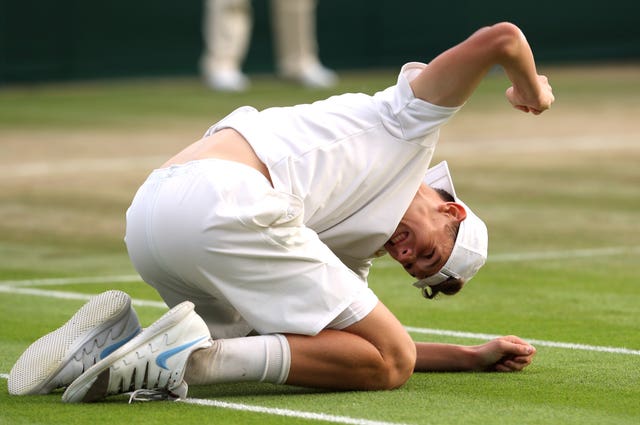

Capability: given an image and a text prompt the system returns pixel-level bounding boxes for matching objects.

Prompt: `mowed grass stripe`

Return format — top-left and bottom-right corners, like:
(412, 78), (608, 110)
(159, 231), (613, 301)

(180, 397), (409, 425)
(0, 371), (406, 425)
(406, 327), (640, 356)
(2, 244), (638, 288)
(0, 284), (167, 308)
(374, 245), (640, 268)
(1, 276), (638, 357)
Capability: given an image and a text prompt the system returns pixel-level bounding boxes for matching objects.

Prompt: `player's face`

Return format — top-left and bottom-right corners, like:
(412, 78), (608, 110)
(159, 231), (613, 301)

(384, 186), (465, 279)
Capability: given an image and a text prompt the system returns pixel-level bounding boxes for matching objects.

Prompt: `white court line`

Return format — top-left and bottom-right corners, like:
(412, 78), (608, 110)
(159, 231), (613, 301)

(405, 327), (640, 356)
(0, 272), (638, 357)
(3, 134), (637, 178)
(374, 245), (640, 269)
(0, 371), (406, 425)
(180, 398), (408, 425)
(0, 272), (638, 425)
(0, 275), (141, 287)
(489, 245), (640, 262)
(3, 245), (639, 288)
(3, 156), (168, 178)
(0, 284), (167, 309)
(436, 134), (639, 156)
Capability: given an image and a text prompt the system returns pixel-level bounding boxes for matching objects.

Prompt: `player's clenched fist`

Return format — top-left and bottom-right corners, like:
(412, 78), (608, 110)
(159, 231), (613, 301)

(471, 335), (537, 372)
(506, 74), (555, 115)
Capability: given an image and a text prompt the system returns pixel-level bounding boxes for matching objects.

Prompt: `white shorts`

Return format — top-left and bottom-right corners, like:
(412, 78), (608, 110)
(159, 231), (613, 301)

(125, 159), (378, 338)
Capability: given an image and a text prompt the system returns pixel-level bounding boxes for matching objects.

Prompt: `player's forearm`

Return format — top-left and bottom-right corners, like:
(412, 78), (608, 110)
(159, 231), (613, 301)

(409, 22), (540, 108)
(413, 342), (478, 372)
(493, 24), (545, 105)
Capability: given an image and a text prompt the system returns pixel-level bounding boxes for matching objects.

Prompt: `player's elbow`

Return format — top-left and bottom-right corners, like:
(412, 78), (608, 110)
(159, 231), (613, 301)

(486, 22), (528, 61)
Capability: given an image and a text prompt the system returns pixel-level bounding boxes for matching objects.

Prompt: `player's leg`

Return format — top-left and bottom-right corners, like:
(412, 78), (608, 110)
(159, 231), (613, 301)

(62, 298), (415, 403)
(201, 0), (252, 91)
(68, 158), (411, 402)
(184, 301), (415, 391)
(270, 0), (337, 88)
(287, 301), (416, 389)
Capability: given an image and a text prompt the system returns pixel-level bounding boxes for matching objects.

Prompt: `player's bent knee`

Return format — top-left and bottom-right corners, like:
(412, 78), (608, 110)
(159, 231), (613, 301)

(386, 344), (417, 389)
(363, 343), (416, 390)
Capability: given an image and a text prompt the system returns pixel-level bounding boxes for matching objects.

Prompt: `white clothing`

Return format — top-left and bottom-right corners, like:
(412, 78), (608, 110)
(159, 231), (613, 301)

(201, 0), (323, 78)
(125, 62), (460, 337)
(126, 159), (377, 337)
(204, 62), (460, 279)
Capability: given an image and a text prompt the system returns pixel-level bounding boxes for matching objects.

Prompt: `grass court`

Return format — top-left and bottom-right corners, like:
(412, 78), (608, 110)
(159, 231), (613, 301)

(1, 63), (639, 424)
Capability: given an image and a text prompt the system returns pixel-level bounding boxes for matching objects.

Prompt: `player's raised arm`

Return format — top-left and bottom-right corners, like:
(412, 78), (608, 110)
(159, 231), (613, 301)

(409, 22), (554, 114)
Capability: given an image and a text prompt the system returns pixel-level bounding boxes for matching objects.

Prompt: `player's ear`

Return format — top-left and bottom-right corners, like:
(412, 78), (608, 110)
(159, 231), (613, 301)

(440, 202), (467, 222)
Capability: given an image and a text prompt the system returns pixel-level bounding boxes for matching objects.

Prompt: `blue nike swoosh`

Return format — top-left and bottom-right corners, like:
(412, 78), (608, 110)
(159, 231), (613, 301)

(100, 327), (141, 360)
(156, 336), (208, 370)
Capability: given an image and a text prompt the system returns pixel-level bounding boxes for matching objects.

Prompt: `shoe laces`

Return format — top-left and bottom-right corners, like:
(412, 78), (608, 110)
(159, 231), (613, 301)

(128, 389), (177, 403)
(123, 362), (188, 403)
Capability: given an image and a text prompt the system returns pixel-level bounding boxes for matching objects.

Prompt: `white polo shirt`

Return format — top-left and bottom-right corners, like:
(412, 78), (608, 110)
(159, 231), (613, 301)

(207, 62), (461, 280)
(127, 63), (464, 336)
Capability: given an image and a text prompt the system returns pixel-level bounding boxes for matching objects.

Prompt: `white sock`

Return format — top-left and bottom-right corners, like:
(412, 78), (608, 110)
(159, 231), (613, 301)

(186, 334), (291, 385)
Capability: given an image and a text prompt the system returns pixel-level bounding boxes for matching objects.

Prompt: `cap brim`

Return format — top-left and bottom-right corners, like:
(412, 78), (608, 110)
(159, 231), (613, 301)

(423, 160), (457, 198)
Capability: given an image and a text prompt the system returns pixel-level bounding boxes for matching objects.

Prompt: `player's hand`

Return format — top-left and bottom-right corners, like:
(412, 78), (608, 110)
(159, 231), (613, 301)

(471, 335), (537, 372)
(506, 75), (554, 115)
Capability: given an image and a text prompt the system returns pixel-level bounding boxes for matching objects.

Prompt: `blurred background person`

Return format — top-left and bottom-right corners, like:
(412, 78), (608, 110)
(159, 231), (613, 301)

(201, 0), (338, 92)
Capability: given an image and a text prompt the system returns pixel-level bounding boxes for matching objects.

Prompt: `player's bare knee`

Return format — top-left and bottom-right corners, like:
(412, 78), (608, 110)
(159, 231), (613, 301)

(364, 343), (416, 390)
(388, 343), (417, 389)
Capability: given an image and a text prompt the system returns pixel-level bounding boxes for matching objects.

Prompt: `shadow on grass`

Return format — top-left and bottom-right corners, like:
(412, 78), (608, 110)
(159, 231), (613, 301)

(188, 381), (333, 399)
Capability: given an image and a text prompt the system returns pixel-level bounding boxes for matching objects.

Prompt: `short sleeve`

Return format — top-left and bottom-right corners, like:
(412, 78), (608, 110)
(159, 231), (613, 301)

(373, 62), (462, 142)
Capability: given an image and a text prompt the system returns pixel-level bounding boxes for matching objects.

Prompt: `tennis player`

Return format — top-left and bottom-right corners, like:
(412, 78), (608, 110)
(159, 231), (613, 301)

(9, 21), (553, 402)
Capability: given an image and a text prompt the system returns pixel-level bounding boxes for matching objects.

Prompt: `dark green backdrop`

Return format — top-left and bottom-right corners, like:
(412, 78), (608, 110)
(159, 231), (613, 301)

(1, 0), (638, 84)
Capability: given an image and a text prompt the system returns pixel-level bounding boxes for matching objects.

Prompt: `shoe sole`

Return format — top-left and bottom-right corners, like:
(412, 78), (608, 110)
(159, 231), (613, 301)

(62, 301), (204, 403)
(8, 290), (140, 395)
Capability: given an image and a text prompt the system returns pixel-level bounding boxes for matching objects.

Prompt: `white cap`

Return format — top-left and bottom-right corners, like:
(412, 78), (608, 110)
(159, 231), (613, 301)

(412, 161), (488, 290)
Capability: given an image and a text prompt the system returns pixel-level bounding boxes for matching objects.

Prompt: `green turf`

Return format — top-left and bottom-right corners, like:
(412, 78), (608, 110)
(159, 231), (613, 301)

(1, 66), (639, 424)
(0, 72), (395, 131)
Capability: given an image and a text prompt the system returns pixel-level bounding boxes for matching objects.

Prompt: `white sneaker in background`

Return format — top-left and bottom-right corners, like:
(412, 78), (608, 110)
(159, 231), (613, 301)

(8, 290), (141, 395)
(204, 69), (250, 92)
(62, 301), (212, 403)
(295, 64), (338, 89)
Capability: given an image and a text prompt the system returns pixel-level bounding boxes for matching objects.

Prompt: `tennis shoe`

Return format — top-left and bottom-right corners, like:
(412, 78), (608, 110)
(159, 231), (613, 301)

(62, 300), (212, 403)
(204, 69), (250, 92)
(8, 290), (141, 395)
(286, 64), (338, 89)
